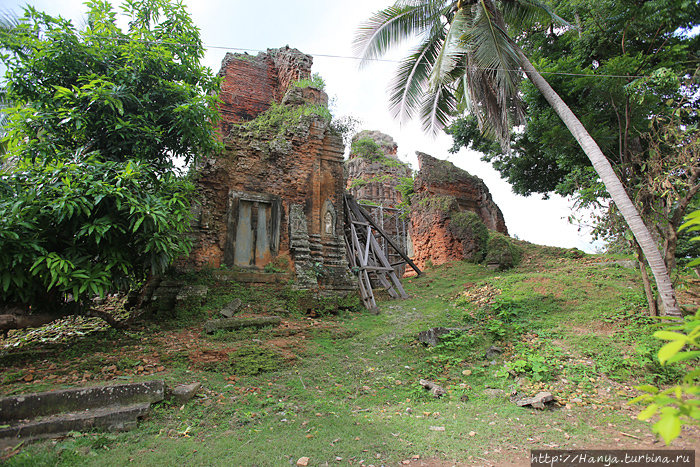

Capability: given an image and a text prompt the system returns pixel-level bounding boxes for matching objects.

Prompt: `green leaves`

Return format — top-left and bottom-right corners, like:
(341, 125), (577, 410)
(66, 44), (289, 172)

(0, 0), (221, 171)
(0, 158), (194, 312)
(0, 0), (214, 319)
(632, 310), (700, 445)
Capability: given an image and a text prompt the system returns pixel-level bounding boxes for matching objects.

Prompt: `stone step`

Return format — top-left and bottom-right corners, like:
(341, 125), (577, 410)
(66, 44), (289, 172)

(0, 402), (152, 449)
(0, 380), (167, 450)
(213, 271), (293, 284)
(0, 380), (164, 423)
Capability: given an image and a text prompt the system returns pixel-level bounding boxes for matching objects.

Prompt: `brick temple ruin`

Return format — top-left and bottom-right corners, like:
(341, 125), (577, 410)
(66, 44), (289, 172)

(409, 152), (508, 270)
(184, 47), (355, 295)
(345, 130), (411, 207)
(183, 46), (509, 298)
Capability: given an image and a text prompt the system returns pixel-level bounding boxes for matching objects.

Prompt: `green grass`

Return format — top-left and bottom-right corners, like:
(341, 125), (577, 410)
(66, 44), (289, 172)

(3, 242), (693, 466)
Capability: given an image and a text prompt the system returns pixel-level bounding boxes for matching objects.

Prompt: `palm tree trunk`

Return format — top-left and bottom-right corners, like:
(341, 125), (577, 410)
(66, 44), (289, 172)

(518, 49), (682, 318)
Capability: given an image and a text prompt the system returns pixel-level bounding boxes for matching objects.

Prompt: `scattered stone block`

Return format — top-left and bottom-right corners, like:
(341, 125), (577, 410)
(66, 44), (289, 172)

(170, 383), (201, 405)
(220, 298), (242, 318)
(516, 391), (553, 409)
(484, 388), (505, 398)
(417, 327), (461, 346)
(419, 379), (446, 398)
(485, 345), (502, 360)
(176, 285), (208, 302)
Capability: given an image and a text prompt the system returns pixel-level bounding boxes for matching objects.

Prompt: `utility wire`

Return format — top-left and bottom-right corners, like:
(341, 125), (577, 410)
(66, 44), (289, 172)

(203, 43), (652, 79)
(0, 28), (663, 79)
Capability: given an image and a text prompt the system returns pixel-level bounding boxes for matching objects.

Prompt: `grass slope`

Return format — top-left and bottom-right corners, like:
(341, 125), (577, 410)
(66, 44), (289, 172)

(1, 241), (697, 466)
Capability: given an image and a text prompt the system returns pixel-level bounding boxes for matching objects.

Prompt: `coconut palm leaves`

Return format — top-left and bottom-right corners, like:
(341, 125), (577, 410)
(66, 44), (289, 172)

(354, 0), (553, 142)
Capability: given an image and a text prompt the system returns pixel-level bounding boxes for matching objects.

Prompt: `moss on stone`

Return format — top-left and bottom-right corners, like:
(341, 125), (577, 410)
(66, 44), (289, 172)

(416, 195), (458, 214)
(448, 212), (489, 262)
(419, 155), (477, 185)
(485, 233), (522, 270)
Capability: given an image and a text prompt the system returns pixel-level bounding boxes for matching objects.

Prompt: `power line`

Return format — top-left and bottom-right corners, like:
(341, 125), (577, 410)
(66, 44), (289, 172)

(0, 28), (662, 80)
(203, 43), (652, 79)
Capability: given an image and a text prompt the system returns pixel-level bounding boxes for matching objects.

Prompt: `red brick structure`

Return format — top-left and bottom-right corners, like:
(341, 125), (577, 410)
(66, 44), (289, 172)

(408, 152), (508, 270)
(184, 47), (355, 294)
(345, 130), (412, 208)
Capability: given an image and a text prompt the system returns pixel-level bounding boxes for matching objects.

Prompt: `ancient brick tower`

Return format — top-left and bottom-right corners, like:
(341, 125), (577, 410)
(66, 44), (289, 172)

(409, 152), (508, 270)
(345, 130), (412, 207)
(184, 47), (355, 295)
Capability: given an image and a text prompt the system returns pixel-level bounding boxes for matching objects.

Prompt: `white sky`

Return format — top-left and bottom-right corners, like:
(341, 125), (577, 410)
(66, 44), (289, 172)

(3, 0), (603, 252)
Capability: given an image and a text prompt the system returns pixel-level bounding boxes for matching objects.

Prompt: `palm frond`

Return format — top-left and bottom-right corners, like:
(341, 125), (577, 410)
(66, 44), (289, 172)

(420, 77), (458, 136)
(388, 34), (443, 123)
(0, 9), (21, 32)
(500, 0), (569, 30)
(353, 1), (447, 67)
(456, 0), (524, 146)
(429, 6), (470, 90)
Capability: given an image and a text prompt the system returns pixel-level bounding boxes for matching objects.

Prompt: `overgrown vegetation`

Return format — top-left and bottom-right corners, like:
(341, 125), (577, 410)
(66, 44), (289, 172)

(291, 72), (326, 91)
(2, 243), (698, 465)
(0, 0), (220, 331)
(448, 212), (489, 262)
(239, 101), (332, 139)
(484, 233), (523, 269)
(350, 137), (384, 160)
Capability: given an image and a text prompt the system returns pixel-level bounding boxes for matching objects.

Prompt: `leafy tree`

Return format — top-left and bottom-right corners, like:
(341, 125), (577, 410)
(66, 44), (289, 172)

(354, 0), (684, 316)
(0, 0), (221, 331)
(447, 0), (700, 279)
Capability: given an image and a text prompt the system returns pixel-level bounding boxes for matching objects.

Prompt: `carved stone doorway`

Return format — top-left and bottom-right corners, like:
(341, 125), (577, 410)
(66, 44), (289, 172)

(224, 191), (281, 269)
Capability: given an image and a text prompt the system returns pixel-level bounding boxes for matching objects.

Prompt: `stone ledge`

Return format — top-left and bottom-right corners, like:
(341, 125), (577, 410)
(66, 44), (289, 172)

(213, 271), (293, 283)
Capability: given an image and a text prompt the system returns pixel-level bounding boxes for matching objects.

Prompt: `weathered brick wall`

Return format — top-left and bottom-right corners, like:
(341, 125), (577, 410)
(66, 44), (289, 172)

(215, 47), (313, 136)
(184, 47), (354, 295)
(408, 152), (508, 270)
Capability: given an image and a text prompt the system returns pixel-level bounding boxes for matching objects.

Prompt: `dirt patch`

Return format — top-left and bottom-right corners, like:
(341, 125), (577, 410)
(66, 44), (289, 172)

(0, 314), (342, 395)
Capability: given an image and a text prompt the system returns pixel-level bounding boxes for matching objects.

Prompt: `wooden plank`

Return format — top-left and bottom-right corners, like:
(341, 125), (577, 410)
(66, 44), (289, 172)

(364, 226), (372, 265)
(349, 195), (422, 277)
(376, 273), (399, 299)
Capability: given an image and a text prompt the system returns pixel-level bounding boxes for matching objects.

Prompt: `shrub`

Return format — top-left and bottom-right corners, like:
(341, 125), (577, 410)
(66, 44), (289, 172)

(350, 137), (383, 160)
(485, 233), (522, 270)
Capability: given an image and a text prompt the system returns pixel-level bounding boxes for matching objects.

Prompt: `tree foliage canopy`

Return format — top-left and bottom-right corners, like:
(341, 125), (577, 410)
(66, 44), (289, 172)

(0, 0), (220, 324)
(448, 0), (700, 199)
(1, 0), (221, 170)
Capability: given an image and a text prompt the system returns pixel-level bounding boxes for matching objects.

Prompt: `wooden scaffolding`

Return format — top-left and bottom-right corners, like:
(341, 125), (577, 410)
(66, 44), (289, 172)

(343, 194), (422, 311)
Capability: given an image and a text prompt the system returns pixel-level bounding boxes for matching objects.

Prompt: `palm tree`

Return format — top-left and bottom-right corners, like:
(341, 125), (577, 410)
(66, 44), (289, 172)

(354, 0), (682, 317)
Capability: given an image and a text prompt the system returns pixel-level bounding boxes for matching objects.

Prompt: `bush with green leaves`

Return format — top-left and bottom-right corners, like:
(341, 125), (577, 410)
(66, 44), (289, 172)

(292, 73), (326, 91)
(631, 312), (700, 444)
(448, 211), (489, 262)
(630, 210), (700, 444)
(485, 233), (523, 270)
(0, 158), (193, 313)
(350, 137), (384, 160)
(0, 0), (220, 328)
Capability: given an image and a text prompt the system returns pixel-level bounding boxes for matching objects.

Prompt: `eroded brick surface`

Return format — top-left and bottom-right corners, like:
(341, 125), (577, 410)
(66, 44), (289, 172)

(184, 47), (355, 295)
(345, 130), (411, 208)
(409, 152), (508, 270)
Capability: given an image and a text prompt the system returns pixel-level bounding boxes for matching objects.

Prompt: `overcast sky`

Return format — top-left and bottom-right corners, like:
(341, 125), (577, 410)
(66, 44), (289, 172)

(3, 0), (602, 252)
